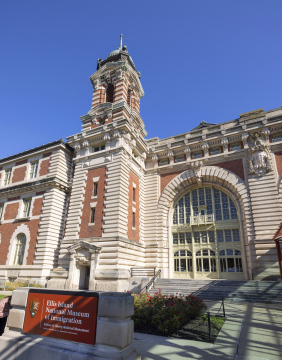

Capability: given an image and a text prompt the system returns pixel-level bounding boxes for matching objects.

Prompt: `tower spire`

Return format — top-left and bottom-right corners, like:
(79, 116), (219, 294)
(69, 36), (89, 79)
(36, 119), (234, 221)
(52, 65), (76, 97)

(119, 34), (123, 50)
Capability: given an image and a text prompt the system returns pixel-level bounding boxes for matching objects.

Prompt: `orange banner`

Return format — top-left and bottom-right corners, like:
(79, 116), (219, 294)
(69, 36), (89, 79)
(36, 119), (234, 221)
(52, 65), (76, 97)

(23, 290), (98, 345)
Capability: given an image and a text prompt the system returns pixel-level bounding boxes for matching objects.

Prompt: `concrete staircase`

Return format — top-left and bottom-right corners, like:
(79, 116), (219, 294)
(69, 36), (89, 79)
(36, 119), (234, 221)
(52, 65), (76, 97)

(148, 278), (282, 304)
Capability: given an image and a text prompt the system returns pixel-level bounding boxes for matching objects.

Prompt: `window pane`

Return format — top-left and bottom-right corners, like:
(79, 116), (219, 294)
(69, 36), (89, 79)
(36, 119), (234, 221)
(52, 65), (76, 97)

(234, 249), (241, 255)
(226, 249), (233, 256)
(194, 232), (200, 243)
(173, 207), (178, 224)
(230, 143), (241, 151)
(211, 147), (221, 155)
(173, 234), (178, 244)
(174, 259), (179, 271)
(179, 233), (185, 244)
(193, 152), (202, 159)
(176, 156), (185, 163)
(203, 258), (209, 272)
(210, 250), (215, 256)
(187, 259), (193, 272)
(180, 250), (185, 256)
(180, 259), (186, 272)
(185, 232), (192, 243)
(196, 258), (202, 271)
(208, 231), (215, 242)
(201, 231), (207, 243)
(217, 230), (224, 242)
(202, 250), (208, 256)
(187, 251), (192, 256)
(220, 258), (227, 272)
(236, 258), (243, 272)
(219, 250), (225, 256)
(225, 230), (232, 242)
(227, 258), (235, 272)
(211, 258), (217, 272)
(233, 229), (240, 241)
(174, 251), (179, 256)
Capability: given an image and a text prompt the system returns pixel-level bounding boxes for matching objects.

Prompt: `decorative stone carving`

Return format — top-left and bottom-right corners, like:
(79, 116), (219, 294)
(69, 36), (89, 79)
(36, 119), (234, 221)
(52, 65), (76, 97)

(221, 137), (228, 152)
(152, 154), (158, 168)
(191, 161), (203, 184)
(168, 150), (174, 161)
(247, 132), (272, 176)
(130, 139), (136, 149)
(184, 146), (191, 161)
(242, 132), (249, 148)
(74, 142), (81, 152)
(103, 132), (111, 143)
(202, 142), (209, 157)
(141, 152), (146, 160)
(113, 130), (121, 141)
(82, 140), (89, 150)
(262, 127), (270, 143)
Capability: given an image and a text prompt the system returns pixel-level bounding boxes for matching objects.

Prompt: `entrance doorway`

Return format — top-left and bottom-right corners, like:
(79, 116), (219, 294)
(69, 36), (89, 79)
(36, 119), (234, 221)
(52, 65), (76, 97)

(79, 266), (90, 290)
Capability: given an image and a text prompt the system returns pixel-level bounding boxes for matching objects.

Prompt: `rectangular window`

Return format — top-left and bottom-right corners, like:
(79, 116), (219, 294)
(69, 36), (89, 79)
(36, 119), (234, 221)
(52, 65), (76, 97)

(230, 143), (241, 151)
(0, 203), (4, 220)
(272, 134), (282, 143)
(23, 198), (32, 218)
(93, 145), (105, 152)
(4, 169), (12, 185)
(210, 147), (221, 155)
(93, 182), (98, 197)
(30, 161), (39, 179)
(90, 208), (96, 223)
(159, 159), (169, 166)
(132, 212), (136, 228)
(193, 152), (202, 159)
(175, 155), (185, 163)
(133, 187), (136, 202)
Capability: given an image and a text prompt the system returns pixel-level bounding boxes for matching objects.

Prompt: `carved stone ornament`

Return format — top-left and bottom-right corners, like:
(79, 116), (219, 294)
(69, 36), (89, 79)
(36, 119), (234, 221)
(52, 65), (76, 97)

(202, 142), (209, 156)
(242, 132), (249, 148)
(113, 129), (121, 140)
(191, 161), (203, 184)
(74, 142), (81, 151)
(103, 132), (111, 143)
(82, 140), (89, 149)
(247, 132), (272, 176)
(152, 154), (158, 167)
(168, 150), (174, 160)
(221, 137), (228, 152)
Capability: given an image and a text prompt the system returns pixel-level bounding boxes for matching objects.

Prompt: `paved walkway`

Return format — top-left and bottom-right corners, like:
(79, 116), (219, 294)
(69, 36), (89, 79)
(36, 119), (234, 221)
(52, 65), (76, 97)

(133, 301), (282, 359)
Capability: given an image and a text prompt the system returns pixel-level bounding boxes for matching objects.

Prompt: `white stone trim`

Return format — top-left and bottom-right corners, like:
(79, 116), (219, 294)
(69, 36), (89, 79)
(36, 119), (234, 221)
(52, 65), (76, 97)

(90, 202), (97, 208)
(6, 223), (31, 266)
(92, 177), (100, 182)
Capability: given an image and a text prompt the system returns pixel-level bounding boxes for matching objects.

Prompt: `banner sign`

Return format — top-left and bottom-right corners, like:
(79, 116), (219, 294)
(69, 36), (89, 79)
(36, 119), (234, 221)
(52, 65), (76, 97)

(23, 289), (99, 345)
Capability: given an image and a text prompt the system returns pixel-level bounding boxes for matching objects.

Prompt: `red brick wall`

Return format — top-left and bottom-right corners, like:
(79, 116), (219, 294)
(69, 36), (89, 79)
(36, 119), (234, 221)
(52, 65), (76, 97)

(0, 220), (40, 265)
(127, 171), (140, 242)
(79, 166), (106, 238)
(214, 159), (245, 180)
(39, 159), (50, 176)
(275, 151), (282, 175)
(11, 166), (26, 183)
(4, 203), (19, 220)
(161, 170), (183, 193)
(32, 197), (44, 216)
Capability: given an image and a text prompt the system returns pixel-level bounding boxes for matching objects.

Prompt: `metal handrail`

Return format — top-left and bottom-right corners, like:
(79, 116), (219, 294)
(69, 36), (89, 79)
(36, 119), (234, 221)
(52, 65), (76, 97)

(140, 269), (161, 293)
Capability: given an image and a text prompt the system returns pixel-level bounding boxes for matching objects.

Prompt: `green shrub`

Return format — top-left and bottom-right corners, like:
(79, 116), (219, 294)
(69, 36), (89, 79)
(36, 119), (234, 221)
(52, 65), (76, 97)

(132, 290), (207, 336)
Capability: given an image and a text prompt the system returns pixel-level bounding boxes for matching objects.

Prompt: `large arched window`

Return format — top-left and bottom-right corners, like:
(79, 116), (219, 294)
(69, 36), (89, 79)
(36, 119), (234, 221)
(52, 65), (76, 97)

(106, 83), (114, 103)
(171, 186), (244, 279)
(13, 233), (26, 265)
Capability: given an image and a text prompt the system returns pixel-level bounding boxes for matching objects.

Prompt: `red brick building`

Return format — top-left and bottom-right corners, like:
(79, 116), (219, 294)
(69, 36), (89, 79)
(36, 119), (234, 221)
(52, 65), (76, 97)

(1, 38), (282, 290)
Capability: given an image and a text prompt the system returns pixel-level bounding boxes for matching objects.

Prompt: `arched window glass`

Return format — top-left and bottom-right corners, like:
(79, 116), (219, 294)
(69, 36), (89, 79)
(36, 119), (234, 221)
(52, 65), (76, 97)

(219, 249), (243, 273)
(14, 233), (26, 265)
(174, 250), (193, 272)
(173, 187), (238, 225)
(195, 249), (217, 272)
(106, 84), (114, 103)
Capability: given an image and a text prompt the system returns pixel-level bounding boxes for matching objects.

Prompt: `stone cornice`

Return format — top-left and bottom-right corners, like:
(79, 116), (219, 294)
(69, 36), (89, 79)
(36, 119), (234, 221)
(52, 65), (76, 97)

(0, 139), (74, 166)
(0, 177), (71, 198)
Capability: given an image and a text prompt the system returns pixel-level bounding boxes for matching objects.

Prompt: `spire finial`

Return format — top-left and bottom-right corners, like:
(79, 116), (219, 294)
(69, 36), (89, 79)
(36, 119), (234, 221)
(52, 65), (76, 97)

(119, 34), (123, 49)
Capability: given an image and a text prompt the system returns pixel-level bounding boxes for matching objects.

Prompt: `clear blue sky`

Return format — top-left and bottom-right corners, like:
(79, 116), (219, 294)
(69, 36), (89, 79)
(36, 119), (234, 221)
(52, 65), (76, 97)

(1, 0), (282, 159)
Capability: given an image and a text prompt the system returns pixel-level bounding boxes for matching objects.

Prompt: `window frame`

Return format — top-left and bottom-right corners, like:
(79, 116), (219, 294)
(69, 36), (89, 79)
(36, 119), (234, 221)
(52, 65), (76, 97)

(90, 207), (96, 224)
(13, 233), (27, 266)
(30, 161), (39, 179)
(4, 168), (12, 185)
(22, 198), (32, 218)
